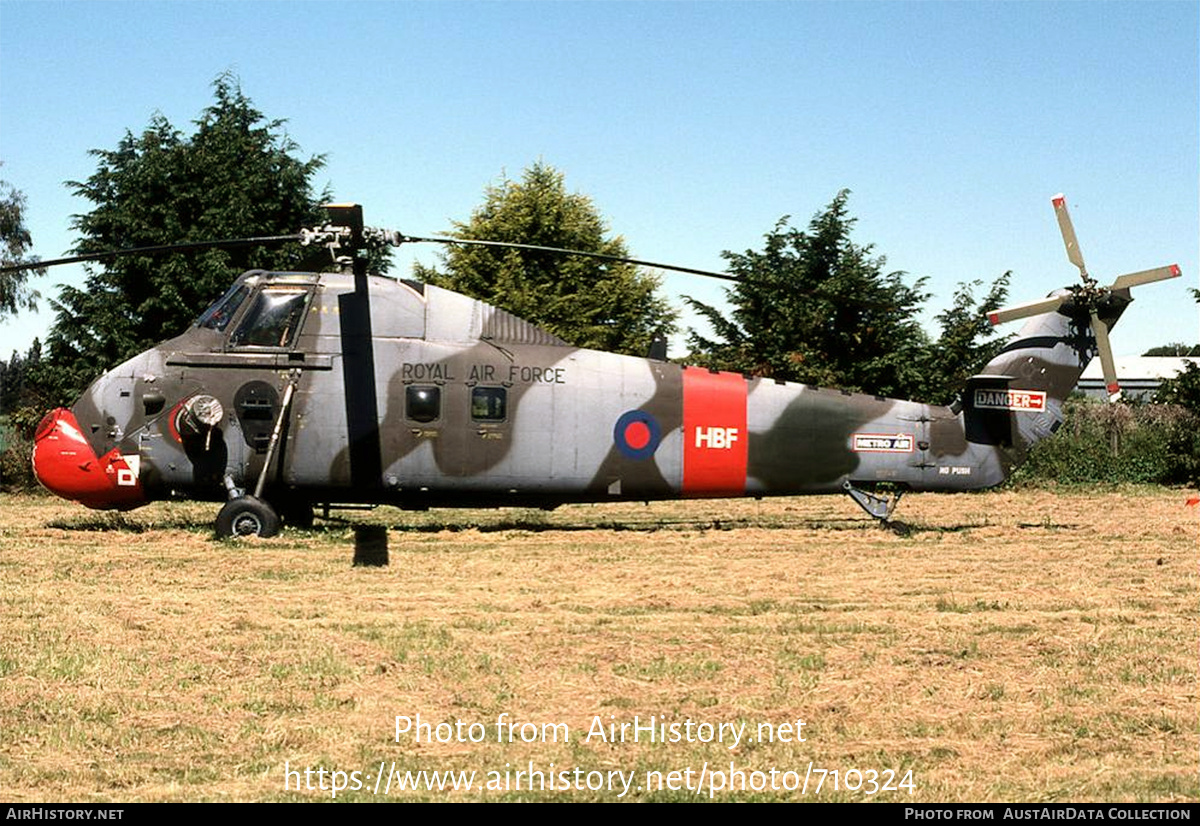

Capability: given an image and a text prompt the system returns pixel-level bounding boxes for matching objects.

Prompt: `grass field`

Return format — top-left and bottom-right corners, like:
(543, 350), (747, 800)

(0, 487), (1195, 803)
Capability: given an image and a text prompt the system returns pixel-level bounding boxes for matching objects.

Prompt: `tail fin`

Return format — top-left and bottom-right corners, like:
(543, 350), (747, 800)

(963, 290), (1130, 464)
(955, 193), (1180, 483)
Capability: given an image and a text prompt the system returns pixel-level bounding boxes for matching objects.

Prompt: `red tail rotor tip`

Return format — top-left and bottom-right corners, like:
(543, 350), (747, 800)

(1106, 382), (1121, 394)
(1171, 264), (1181, 277)
(1051, 194), (1066, 208)
(987, 312), (999, 325)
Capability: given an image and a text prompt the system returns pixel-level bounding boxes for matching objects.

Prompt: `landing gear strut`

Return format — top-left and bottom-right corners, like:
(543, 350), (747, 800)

(842, 480), (904, 524)
(214, 371), (299, 539)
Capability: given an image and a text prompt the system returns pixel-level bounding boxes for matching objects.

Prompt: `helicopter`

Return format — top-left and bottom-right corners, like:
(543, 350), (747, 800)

(9, 197), (1181, 537)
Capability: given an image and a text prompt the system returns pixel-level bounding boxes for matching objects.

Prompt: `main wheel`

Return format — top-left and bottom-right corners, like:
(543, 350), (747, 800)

(215, 496), (281, 538)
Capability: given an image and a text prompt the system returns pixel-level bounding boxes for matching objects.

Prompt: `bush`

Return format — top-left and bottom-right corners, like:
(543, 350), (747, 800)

(1154, 361), (1200, 409)
(0, 406), (43, 492)
(1011, 397), (1200, 487)
(0, 429), (37, 492)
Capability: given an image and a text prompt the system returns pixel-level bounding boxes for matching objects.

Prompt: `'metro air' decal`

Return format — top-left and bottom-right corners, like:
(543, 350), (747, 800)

(973, 388), (1047, 412)
(852, 433), (914, 453)
(682, 367), (747, 495)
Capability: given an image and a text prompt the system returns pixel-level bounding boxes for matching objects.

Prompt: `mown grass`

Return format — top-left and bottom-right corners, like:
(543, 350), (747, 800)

(0, 487), (1195, 802)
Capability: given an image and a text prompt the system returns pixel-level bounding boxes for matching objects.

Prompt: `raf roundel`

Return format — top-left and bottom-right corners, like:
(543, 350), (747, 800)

(613, 410), (663, 461)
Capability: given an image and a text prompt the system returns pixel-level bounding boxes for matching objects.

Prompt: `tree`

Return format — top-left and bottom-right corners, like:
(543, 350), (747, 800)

(1154, 361), (1200, 411)
(1144, 288), (1200, 484)
(41, 74), (330, 402)
(1143, 343), (1200, 357)
(0, 169), (45, 319)
(0, 339), (41, 416)
(414, 162), (676, 356)
(685, 191), (931, 398)
(913, 273), (1012, 405)
(0, 339), (48, 491)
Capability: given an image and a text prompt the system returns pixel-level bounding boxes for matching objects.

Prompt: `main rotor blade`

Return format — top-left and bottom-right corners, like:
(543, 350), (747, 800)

(0, 234), (304, 275)
(403, 233), (911, 310)
(1089, 310), (1121, 401)
(1110, 263), (1182, 291)
(988, 295), (1066, 325)
(1052, 194), (1088, 280)
(401, 234), (737, 281)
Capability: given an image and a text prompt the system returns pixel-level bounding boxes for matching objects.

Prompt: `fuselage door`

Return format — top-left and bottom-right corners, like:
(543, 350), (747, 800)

(223, 282), (315, 485)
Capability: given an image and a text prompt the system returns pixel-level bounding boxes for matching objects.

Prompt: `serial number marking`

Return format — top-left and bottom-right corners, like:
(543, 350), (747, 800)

(694, 426), (739, 449)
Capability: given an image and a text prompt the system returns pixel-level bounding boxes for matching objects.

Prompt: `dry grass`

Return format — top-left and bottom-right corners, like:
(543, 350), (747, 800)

(0, 487), (1195, 802)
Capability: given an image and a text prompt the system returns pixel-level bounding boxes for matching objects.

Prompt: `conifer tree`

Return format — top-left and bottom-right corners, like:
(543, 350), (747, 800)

(686, 191), (1010, 402)
(914, 274), (1012, 405)
(41, 74), (329, 401)
(686, 191), (930, 398)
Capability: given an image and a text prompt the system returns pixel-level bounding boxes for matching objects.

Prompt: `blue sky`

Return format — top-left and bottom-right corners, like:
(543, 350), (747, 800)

(1, 1), (1197, 365)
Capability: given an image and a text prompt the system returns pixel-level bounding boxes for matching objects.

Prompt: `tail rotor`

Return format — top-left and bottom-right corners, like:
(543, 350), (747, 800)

(987, 194), (1181, 402)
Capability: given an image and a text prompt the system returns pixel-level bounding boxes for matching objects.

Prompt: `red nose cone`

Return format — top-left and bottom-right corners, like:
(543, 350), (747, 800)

(32, 408), (145, 510)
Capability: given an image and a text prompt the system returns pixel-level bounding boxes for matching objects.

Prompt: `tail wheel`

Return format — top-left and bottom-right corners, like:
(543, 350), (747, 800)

(216, 496), (281, 538)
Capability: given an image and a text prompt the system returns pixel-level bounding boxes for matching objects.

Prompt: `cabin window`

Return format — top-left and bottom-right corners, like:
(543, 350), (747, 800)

(406, 386), (441, 423)
(196, 284), (250, 331)
(230, 288), (310, 348)
(471, 387), (507, 421)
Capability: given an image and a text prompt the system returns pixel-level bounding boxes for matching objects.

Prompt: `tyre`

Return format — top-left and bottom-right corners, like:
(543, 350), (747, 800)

(215, 496), (281, 538)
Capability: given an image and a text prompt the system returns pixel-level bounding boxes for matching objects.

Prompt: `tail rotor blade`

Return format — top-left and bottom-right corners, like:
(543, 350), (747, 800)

(1110, 263), (1182, 291)
(988, 295), (1066, 326)
(1052, 194), (1088, 280)
(1089, 311), (1121, 401)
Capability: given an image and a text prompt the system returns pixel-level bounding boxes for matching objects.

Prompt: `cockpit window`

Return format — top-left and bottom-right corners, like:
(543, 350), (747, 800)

(230, 287), (311, 348)
(196, 284), (250, 331)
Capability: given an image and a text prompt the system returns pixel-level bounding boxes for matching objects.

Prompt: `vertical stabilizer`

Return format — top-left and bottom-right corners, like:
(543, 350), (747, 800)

(965, 290), (1129, 467)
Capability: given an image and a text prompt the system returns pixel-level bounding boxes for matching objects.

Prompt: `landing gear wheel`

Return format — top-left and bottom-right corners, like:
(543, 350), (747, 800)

(216, 496), (281, 538)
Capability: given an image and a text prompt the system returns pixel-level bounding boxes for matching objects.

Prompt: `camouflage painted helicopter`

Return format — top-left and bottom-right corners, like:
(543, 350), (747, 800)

(11, 197), (1180, 536)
